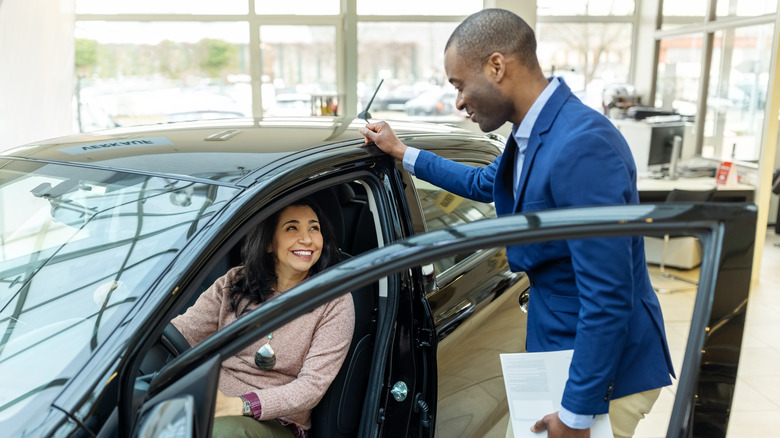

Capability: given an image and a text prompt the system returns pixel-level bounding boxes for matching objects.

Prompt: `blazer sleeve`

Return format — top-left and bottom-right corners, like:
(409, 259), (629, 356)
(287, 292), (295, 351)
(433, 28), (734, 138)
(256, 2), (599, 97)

(548, 120), (640, 415)
(413, 149), (498, 203)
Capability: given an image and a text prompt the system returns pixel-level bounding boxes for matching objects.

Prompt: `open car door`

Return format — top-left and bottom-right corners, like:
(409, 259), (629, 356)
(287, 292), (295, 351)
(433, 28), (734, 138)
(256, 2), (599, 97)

(132, 202), (755, 438)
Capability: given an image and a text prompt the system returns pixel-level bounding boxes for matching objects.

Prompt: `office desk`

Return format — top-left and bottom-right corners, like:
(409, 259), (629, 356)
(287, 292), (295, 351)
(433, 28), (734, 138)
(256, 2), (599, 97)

(639, 177), (754, 270)
(637, 177), (755, 203)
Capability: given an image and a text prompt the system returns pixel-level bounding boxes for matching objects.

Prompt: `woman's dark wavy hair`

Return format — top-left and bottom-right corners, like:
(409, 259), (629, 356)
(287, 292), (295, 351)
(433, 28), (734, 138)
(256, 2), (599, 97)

(228, 198), (339, 316)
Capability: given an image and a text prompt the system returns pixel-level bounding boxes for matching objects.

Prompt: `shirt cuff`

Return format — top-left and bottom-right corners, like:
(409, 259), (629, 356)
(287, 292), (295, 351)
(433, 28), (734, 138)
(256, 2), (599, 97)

(242, 392), (263, 420)
(558, 406), (595, 429)
(402, 146), (421, 176)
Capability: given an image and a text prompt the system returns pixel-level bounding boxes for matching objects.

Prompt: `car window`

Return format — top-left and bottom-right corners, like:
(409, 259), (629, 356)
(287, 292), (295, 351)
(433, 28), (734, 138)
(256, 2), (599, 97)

(409, 165), (497, 275)
(0, 160), (238, 417)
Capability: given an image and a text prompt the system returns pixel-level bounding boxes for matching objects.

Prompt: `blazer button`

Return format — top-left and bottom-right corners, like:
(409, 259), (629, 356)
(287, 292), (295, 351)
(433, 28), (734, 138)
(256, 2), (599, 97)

(604, 382), (615, 402)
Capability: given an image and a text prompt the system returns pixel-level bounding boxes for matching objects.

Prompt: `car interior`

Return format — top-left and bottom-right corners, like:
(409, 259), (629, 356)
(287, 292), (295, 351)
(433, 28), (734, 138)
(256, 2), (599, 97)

(134, 179), (386, 438)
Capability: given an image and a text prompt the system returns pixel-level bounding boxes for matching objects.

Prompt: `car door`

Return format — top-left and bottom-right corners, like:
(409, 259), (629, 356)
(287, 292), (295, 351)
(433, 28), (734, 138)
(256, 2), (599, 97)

(128, 202), (754, 438)
(400, 135), (530, 437)
(96, 145), (435, 438)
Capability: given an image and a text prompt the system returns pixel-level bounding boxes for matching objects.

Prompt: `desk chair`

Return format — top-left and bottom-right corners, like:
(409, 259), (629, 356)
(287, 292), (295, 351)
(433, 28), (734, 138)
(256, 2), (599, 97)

(653, 188), (716, 293)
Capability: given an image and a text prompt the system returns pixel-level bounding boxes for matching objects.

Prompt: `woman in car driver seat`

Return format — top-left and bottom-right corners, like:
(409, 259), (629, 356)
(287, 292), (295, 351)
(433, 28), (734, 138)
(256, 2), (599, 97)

(171, 198), (355, 438)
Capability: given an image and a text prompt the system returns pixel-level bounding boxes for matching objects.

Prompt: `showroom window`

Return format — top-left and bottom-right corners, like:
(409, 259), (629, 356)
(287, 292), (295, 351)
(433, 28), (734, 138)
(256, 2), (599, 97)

(654, 35), (705, 117)
(260, 26), (338, 116)
(655, 0), (775, 162)
(660, 1), (708, 30)
(73, 0), (475, 130)
(354, 1), (479, 121)
(74, 21), (251, 131)
(75, 0), (249, 14)
(715, 0), (777, 17)
(256, 0), (339, 15)
(703, 24), (773, 162)
(357, 0), (481, 16)
(357, 22), (461, 121)
(536, 0), (636, 112)
(537, 0), (635, 16)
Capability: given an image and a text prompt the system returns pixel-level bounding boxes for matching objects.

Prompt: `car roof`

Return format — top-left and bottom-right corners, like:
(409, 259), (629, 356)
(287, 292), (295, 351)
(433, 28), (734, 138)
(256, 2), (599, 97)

(1, 117), (472, 186)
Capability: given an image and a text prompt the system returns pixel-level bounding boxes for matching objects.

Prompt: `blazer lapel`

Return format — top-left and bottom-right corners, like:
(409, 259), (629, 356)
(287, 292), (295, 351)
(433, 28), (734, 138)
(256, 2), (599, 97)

(513, 79), (574, 211)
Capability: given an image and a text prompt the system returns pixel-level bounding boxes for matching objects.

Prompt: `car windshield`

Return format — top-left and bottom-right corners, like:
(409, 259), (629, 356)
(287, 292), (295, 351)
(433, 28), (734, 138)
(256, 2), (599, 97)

(0, 159), (239, 417)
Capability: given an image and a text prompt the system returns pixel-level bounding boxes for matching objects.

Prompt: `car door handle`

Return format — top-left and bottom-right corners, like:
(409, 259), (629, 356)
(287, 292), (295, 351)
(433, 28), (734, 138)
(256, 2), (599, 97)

(435, 300), (475, 338)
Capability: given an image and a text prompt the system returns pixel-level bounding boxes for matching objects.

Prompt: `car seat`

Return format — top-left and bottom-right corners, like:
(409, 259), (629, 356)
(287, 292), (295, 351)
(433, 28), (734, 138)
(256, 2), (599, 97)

(308, 186), (378, 438)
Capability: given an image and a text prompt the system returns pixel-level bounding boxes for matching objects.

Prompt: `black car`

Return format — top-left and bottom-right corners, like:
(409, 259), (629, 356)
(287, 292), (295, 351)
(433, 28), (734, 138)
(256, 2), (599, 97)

(0, 117), (755, 438)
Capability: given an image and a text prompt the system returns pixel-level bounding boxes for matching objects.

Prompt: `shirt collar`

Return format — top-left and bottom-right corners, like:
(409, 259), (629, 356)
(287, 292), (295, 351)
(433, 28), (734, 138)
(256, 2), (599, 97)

(512, 77), (561, 143)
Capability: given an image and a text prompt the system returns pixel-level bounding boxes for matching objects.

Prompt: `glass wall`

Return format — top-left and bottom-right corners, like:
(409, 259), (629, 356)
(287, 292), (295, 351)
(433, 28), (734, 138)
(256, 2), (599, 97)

(654, 35), (705, 117)
(357, 0), (481, 16)
(703, 24), (773, 162)
(357, 22), (461, 121)
(256, 0), (339, 15)
(73, 1), (481, 130)
(74, 21), (251, 131)
(536, 1), (637, 113)
(715, 0), (776, 17)
(536, 22), (634, 110)
(260, 26), (337, 116)
(537, 0), (635, 16)
(75, 0), (249, 14)
(656, 0), (775, 163)
(660, 1), (708, 30)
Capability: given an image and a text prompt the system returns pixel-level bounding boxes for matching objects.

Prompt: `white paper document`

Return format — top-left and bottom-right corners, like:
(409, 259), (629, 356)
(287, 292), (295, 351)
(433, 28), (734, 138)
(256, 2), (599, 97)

(500, 349), (613, 438)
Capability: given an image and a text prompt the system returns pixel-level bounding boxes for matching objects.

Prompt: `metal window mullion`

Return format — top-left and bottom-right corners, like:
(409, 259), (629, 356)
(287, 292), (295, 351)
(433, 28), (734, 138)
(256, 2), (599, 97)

(654, 13), (775, 39)
(648, 0), (664, 102)
(694, 38), (714, 157)
(341, 0), (357, 118)
(248, 1), (263, 118)
(628, 0), (643, 103)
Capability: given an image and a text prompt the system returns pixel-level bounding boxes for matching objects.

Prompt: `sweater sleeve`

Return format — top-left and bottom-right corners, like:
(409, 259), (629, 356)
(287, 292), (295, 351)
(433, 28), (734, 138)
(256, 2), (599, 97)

(251, 293), (355, 421)
(170, 268), (238, 347)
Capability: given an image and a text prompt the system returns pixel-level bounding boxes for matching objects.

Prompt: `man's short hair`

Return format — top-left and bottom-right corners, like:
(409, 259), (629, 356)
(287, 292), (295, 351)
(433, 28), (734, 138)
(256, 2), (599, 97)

(445, 8), (539, 71)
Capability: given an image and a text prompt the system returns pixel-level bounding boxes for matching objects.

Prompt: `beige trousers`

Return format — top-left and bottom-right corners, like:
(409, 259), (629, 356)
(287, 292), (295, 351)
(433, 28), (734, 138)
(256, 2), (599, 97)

(505, 388), (661, 438)
(608, 388), (662, 438)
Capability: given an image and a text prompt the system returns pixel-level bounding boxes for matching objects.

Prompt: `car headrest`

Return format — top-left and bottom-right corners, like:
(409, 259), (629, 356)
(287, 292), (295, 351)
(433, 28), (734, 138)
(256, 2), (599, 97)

(309, 187), (346, 251)
(335, 184), (356, 205)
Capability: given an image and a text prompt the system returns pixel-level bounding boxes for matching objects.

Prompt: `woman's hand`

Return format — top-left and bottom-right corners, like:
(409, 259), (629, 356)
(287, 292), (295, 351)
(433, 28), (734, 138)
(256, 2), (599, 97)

(214, 390), (244, 418)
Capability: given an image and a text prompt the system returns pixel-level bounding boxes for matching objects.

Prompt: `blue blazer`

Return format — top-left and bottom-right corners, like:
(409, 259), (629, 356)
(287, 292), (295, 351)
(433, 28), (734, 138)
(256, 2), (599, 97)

(412, 80), (674, 415)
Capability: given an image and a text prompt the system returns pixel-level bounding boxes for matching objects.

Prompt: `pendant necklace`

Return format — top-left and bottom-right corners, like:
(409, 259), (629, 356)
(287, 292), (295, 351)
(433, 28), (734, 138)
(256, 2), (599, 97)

(254, 333), (276, 370)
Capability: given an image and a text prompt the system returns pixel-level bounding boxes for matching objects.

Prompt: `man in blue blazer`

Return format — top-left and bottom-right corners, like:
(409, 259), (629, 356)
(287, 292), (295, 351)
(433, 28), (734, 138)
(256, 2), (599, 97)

(360, 8), (674, 438)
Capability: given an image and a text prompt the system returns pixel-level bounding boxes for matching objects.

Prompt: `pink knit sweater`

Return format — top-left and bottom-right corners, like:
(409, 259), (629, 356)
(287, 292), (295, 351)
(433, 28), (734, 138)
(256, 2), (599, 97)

(171, 267), (355, 430)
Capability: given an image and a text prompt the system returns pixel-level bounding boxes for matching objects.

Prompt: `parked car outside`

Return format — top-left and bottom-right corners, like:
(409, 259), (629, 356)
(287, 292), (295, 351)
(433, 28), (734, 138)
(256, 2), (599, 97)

(0, 117), (754, 438)
(404, 88), (462, 119)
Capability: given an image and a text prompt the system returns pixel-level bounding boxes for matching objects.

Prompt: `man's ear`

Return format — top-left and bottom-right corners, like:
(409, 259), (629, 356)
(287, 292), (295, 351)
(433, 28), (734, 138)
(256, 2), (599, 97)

(485, 52), (506, 82)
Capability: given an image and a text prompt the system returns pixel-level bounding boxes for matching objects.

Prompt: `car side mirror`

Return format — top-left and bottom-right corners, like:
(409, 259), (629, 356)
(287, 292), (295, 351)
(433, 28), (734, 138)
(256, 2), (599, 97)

(134, 396), (194, 438)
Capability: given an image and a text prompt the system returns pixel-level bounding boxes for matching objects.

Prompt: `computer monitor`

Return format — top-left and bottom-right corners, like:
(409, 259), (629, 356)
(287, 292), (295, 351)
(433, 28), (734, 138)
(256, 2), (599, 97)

(647, 123), (685, 171)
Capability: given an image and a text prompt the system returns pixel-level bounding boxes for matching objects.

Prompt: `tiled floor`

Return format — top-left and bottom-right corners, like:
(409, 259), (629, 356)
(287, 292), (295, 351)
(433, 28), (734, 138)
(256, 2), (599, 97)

(635, 230), (780, 438)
